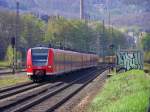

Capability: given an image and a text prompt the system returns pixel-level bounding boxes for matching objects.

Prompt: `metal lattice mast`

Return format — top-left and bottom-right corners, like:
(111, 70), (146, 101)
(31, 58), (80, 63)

(15, 1), (19, 70)
(80, 0), (84, 20)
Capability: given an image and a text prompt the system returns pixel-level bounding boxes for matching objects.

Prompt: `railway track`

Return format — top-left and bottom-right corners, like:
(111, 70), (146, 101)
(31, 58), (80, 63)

(0, 69), (25, 75)
(0, 82), (47, 100)
(0, 68), (108, 112)
(0, 82), (33, 93)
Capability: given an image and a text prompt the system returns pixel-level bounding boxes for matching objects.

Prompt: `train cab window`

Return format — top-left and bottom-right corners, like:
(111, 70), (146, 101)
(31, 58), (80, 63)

(31, 48), (48, 66)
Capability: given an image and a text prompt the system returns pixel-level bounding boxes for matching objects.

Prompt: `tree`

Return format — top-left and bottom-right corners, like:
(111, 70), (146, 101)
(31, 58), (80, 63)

(142, 33), (150, 51)
(20, 14), (46, 48)
(141, 33), (150, 61)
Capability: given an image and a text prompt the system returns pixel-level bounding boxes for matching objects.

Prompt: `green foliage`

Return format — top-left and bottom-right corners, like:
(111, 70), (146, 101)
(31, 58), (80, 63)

(88, 70), (150, 112)
(144, 52), (150, 62)
(5, 45), (14, 66)
(45, 18), (130, 54)
(5, 45), (22, 67)
(0, 10), (16, 60)
(20, 14), (46, 48)
(0, 10), (131, 60)
(0, 10), (46, 60)
(142, 33), (150, 61)
(92, 22), (130, 55)
(142, 33), (150, 52)
(45, 18), (97, 51)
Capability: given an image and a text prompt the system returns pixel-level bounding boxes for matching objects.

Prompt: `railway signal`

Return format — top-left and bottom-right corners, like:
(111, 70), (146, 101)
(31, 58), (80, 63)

(11, 37), (15, 48)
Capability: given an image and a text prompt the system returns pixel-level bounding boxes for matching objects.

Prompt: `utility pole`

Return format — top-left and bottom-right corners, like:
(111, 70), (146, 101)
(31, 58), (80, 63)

(111, 24), (113, 40)
(15, 1), (19, 70)
(108, 11), (111, 33)
(80, 0), (84, 19)
(80, 0), (89, 52)
(102, 20), (105, 63)
(97, 32), (100, 56)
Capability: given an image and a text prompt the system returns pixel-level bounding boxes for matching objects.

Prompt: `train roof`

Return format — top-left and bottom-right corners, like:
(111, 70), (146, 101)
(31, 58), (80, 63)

(31, 47), (49, 50)
(30, 47), (97, 56)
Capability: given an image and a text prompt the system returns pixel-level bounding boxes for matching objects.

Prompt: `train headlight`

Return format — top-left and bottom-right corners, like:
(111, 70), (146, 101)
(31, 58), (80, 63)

(48, 66), (51, 69)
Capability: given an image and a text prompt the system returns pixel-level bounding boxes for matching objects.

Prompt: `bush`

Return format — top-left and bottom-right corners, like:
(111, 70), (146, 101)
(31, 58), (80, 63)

(5, 45), (22, 68)
(144, 52), (150, 62)
(5, 45), (14, 66)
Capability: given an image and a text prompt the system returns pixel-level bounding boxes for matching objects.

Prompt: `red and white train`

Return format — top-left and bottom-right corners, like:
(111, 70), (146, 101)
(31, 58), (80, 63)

(26, 47), (98, 81)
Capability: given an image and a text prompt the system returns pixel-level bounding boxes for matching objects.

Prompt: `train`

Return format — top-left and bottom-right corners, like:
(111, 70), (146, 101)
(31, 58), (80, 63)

(26, 47), (99, 81)
(98, 56), (116, 64)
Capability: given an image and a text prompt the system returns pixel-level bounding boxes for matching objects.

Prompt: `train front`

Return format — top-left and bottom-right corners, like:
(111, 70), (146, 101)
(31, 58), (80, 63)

(26, 47), (53, 81)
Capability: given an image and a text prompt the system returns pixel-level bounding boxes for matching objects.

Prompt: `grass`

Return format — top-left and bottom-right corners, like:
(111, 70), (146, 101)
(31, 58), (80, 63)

(0, 61), (10, 67)
(88, 70), (150, 112)
(0, 74), (29, 88)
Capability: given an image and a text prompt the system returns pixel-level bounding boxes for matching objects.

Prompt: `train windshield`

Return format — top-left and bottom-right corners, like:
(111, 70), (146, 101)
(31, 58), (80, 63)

(31, 48), (48, 66)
